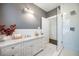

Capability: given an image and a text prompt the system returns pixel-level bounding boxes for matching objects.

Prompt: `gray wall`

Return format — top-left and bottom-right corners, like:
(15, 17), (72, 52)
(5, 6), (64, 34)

(0, 4), (3, 22)
(0, 3), (46, 29)
(46, 8), (57, 18)
(0, 3), (58, 29)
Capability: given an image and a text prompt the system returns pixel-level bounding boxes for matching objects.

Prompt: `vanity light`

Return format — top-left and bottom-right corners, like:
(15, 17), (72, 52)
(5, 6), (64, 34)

(24, 8), (34, 14)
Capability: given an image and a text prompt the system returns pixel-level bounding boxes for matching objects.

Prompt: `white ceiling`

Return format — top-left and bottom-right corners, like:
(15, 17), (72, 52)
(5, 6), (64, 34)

(34, 3), (60, 12)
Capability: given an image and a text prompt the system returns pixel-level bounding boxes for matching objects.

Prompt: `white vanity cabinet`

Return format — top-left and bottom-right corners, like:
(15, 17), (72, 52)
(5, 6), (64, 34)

(0, 36), (44, 56)
(0, 42), (32, 56)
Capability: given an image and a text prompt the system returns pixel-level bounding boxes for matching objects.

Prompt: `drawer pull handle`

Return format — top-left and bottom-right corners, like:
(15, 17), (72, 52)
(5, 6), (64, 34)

(12, 55), (15, 56)
(11, 47), (14, 49)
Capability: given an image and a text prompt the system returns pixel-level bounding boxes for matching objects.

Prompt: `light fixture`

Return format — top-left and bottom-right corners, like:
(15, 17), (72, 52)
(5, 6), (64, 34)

(24, 8), (34, 14)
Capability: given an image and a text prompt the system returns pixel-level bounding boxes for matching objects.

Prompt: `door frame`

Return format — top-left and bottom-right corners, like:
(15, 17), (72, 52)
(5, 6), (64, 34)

(46, 13), (63, 50)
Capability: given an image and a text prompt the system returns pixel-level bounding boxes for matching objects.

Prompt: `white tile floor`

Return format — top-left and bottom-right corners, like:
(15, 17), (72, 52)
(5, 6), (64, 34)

(36, 43), (57, 56)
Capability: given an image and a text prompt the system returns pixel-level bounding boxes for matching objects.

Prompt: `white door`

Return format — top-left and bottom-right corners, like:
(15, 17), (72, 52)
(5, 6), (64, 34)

(49, 17), (57, 40)
(42, 17), (49, 44)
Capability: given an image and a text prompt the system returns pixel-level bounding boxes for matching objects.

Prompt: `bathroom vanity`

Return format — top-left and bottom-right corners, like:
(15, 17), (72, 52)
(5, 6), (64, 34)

(0, 35), (45, 56)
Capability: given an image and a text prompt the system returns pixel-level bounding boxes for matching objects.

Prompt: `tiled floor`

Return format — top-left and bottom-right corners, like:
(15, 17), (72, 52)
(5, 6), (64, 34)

(36, 43), (57, 56)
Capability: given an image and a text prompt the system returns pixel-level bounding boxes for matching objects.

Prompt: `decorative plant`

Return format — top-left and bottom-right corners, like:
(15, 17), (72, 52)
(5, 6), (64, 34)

(0, 24), (16, 36)
(0, 24), (5, 35)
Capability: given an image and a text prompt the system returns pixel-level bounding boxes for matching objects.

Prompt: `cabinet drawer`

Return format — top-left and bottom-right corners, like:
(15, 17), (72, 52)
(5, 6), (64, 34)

(1, 44), (22, 56)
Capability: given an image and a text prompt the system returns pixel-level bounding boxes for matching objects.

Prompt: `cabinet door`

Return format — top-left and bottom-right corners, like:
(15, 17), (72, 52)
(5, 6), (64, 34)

(42, 17), (49, 44)
(42, 37), (48, 48)
(22, 41), (32, 56)
(1, 43), (24, 56)
(22, 45), (32, 56)
(14, 42), (32, 56)
(32, 38), (43, 55)
(1, 44), (18, 56)
(13, 43), (23, 56)
(42, 37), (45, 48)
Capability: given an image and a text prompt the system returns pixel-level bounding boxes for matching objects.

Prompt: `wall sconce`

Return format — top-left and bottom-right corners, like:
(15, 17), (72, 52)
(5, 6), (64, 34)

(23, 8), (34, 14)
(22, 7), (36, 23)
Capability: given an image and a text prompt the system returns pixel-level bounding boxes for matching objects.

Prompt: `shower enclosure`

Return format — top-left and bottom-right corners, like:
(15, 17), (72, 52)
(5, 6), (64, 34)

(42, 6), (63, 56)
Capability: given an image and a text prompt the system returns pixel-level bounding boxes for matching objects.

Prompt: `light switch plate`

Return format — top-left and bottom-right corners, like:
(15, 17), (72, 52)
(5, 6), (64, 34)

(70, 27), (75, 31)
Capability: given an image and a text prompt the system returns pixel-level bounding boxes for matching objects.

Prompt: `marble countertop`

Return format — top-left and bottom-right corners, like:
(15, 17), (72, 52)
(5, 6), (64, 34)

(0, 35), (44, 48)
